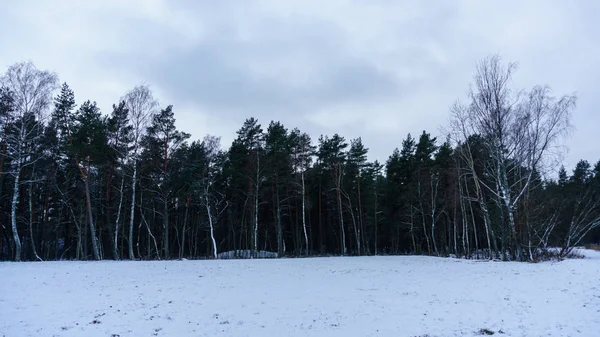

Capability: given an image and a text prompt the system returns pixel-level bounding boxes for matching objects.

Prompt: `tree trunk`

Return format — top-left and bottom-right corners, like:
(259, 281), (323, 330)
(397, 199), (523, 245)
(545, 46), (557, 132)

(206, 196), (218, 259)
(275, 175), (283, 256)
(113, 174), (125, 259)
(180, 194), (190, 259)
(128, 163), (137, 260)
(357, 175), (364, 255)
(318, 179), (323, 253)
(497, 162), (519, 260)
(28, 180), (42, 261)
(253, 149), (260, 254)
(409, 207), (416, 254)
(351, 203), (360, 255)
(140, 194), (160, 260)
(11, 166), (22, 262)
(468, 193), (480, 258)
(336, 164), (346, 256)
(474, 175), (496, 259)
(418, 179), (431, 255)
(374, 187), (379, 255)
(84, 174), (100, 260)
(430, 175), (439, 256)
(301, 170), (308, 255)
(163, 196), (169, 259)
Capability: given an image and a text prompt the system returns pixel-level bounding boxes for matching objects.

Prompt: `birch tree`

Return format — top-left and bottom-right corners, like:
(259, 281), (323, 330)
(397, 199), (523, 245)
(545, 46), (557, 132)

(449, 109), (497, 259)
(199, 135), (227, 259)
(1, 62), (58, 261)
(122, 85), (157, 259)
(554, 160), (600, 257)
(451, 54), (575, 260)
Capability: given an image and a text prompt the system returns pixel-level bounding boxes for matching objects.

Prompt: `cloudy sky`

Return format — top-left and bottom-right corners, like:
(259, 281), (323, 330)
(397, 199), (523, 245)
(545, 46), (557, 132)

(1, 0), (598, 171)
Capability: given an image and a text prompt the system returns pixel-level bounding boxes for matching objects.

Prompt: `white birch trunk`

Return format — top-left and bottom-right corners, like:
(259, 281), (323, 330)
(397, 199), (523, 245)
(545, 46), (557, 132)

(205, 197), (218, 259)
(11, 164), (22, 262)
(28, 181), (42, 261)
(128, 160), (137, 260)
(497, 160), (519, 260)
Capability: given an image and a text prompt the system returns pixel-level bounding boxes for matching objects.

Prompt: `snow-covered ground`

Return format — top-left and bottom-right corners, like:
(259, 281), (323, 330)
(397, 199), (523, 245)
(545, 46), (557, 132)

(1, 251), (599, 337)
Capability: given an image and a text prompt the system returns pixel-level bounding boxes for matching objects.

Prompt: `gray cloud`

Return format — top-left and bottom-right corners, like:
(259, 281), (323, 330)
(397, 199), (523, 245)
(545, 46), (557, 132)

(98, 16), (402, 115)
(1, 0), (598, 172)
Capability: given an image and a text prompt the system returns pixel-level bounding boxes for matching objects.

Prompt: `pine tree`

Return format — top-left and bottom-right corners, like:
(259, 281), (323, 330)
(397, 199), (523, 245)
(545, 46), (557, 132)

(265, 121), (292, 256)
(289, 128), (315, 255)
(141, 105), (190, 259)
(317, 134), (348, 255)
(70, 101), (109, 260)
(230, 118), (264, 255)
(106, 101), (132, 259)
(414, 131), (438, 255)
(346, 138), (368, 255)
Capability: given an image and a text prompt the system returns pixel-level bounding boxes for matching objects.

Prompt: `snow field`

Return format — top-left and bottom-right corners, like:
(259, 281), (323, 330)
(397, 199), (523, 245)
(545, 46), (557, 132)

(1, 251), (599, 337)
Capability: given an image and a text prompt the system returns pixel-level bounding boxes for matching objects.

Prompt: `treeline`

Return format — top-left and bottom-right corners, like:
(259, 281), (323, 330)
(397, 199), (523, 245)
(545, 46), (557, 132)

(0, 56), (598, 262)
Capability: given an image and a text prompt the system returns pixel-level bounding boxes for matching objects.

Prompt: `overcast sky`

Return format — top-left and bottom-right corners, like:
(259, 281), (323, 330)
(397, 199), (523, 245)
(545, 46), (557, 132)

(1, 0), (598, 172)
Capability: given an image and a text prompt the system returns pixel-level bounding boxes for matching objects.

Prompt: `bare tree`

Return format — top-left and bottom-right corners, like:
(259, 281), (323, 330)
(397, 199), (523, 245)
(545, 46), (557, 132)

(449, 55), (575, 260)
(449, 104), (497, 259)
(122, 85), (157, 260)
(1, 61), (58, 261)
(560, 186), (600, 257)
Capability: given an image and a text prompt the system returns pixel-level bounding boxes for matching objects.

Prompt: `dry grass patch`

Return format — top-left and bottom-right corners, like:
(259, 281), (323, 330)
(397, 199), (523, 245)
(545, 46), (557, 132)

(584, 244), (600, 251)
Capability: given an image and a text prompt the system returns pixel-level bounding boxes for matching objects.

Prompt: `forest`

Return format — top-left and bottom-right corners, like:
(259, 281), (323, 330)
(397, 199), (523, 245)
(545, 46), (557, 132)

(0, 55), (598, 262)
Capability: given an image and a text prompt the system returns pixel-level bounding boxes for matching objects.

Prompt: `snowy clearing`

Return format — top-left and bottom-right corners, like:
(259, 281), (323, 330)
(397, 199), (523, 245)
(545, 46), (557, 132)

(1, 251), (600, 337)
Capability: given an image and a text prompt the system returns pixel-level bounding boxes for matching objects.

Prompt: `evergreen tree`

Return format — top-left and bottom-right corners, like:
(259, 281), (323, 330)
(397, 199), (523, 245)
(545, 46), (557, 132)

(289, 128), (315, 254)
(71, 100), (109, 260)
(317, 134), (348, 255)
(141, 105), (190, 259)
(346, 137), (368, 255)
(265, 121), (291, 256)
(1, 57), (597, 262)
(106, 101), (132, 259)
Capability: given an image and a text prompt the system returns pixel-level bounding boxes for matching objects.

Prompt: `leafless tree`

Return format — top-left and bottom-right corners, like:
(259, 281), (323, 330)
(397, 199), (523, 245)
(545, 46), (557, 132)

(449, 103), (496, 259)
(449, 54), (575, 260)
(122, 85), (157, 259)
(1, 61), (58, 261)
(560, 188), (600, 258)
